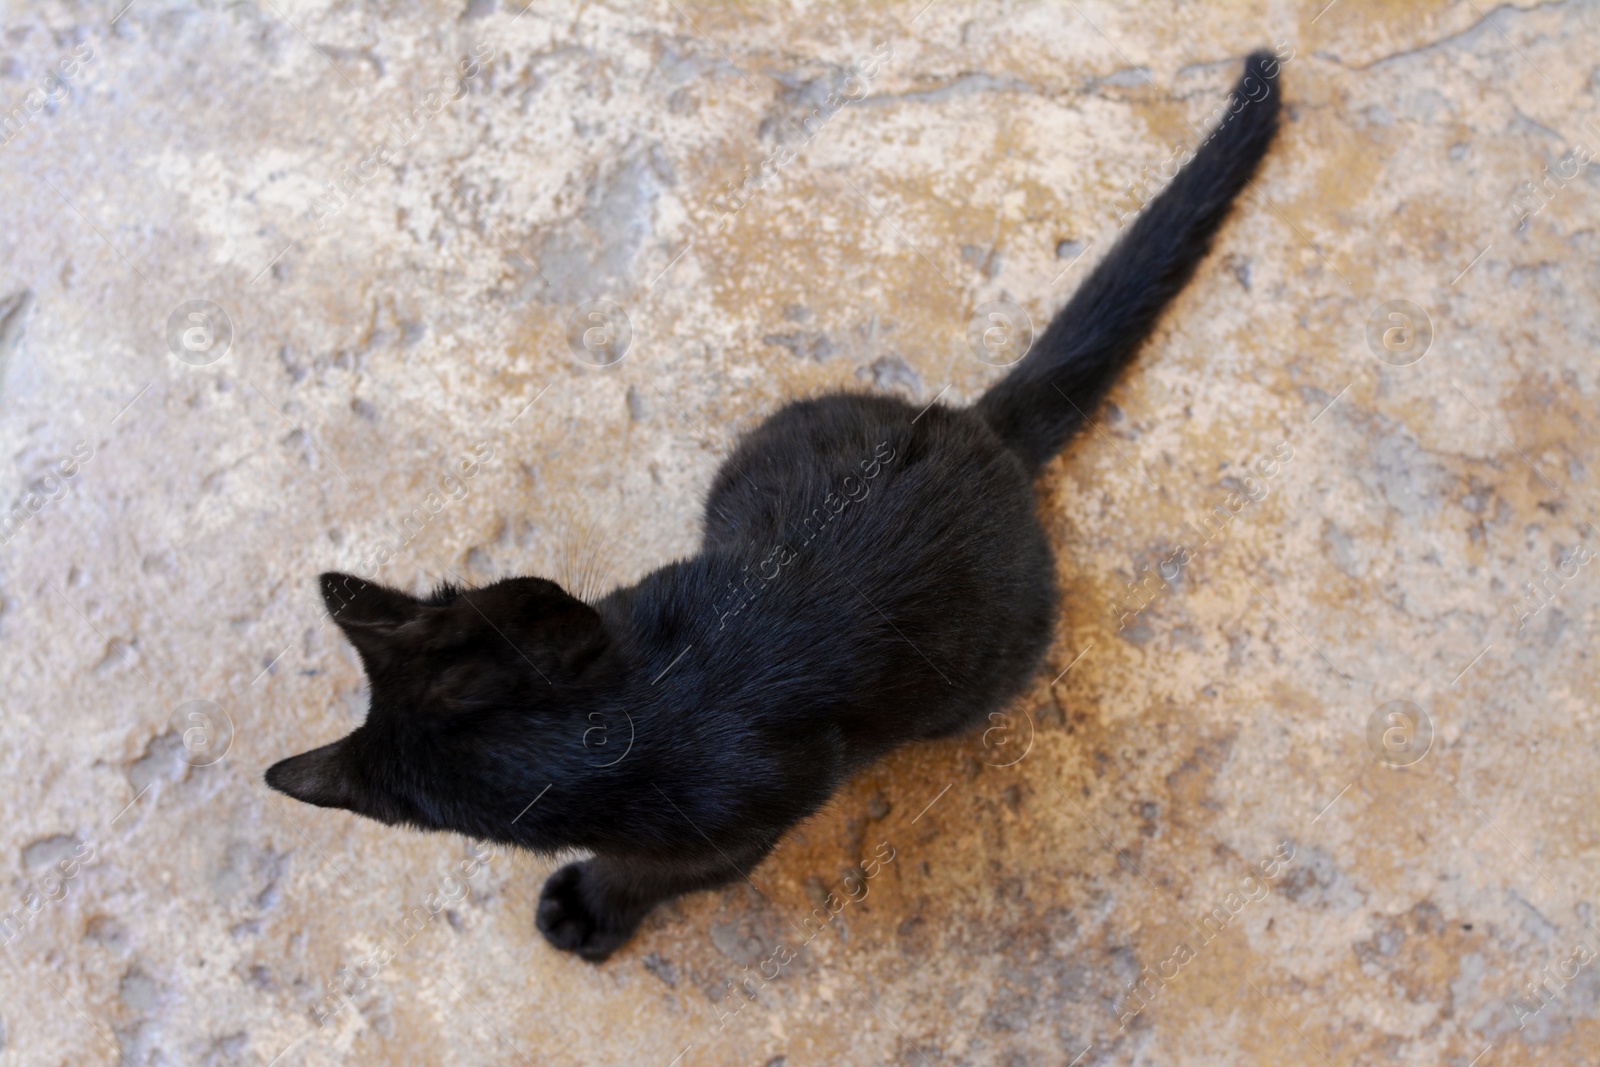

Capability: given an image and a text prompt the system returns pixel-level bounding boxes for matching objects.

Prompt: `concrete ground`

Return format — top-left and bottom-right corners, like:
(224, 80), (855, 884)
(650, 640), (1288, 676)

(2, 0), (1597, 1064)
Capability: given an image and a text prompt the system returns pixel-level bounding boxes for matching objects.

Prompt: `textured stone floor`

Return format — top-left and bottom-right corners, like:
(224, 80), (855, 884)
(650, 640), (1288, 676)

(2, 0), (1598, 1064)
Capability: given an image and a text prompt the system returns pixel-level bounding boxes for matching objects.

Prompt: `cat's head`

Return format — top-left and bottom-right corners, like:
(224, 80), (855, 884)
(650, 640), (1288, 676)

(264, 572), (615, 840)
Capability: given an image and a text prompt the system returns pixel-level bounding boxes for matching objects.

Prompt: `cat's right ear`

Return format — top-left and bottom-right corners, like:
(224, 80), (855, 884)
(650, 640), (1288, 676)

(320, 572), (418, 653)
(265, 738), (362, 813)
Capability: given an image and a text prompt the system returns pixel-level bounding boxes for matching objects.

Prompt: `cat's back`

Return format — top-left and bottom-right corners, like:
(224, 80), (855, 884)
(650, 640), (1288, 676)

(702, 392), (1029, 550)
(685, 391), (1057, 743)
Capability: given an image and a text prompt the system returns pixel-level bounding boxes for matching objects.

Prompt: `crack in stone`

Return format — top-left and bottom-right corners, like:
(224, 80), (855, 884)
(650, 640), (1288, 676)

(858, 71), (1036, 107)
(1320, 0), (1573, 71)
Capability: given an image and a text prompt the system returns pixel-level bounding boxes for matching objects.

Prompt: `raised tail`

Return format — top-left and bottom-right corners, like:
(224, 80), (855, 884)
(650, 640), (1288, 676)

(975, 50), (1282, 473)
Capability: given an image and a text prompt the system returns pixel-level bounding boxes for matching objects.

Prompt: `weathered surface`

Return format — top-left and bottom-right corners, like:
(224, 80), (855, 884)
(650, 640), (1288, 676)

(1, 1), (1596, 1064)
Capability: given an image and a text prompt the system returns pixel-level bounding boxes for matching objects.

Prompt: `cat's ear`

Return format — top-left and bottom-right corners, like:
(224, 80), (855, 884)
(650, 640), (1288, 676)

(320, 573), (427, 668)
(507, 579), (610, 672)
(321, 572), (417, 631)
(264, 738), (363, 813)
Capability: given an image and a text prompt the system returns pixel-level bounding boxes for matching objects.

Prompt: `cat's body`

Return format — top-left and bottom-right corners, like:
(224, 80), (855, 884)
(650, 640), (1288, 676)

(268, 52), (1282, 961)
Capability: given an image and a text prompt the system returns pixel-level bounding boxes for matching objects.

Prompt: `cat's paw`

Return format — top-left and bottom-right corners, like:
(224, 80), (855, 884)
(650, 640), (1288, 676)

(535, 861), (638, 962)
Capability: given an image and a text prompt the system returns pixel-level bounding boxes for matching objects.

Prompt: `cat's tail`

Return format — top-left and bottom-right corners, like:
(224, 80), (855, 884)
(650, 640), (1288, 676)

(974, 50), (1282, 474)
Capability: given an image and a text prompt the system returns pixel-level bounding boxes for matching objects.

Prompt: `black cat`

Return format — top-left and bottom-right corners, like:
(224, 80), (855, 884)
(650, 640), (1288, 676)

(267, 52), (1281, 961)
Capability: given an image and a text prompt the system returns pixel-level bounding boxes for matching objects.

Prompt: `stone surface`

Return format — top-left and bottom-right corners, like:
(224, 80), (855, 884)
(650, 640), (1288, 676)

(2, 1), (1597, 1065)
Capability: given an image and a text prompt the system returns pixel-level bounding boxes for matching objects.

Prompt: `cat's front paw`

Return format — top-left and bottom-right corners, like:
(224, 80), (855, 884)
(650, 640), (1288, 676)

(535, 861), (639, 962)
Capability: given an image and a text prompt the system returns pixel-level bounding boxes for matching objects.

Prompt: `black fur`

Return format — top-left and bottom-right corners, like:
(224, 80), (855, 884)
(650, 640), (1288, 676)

(267, 53), (1281, 962)
(977, 51), (1283, 471)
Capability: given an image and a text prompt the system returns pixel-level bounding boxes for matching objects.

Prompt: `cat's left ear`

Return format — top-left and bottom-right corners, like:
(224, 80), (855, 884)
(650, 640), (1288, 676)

(507, 579), (612, 673)
(264, 738), (366, 814)
(320, 572), (424, 666)
(321, 572), (417, 631)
